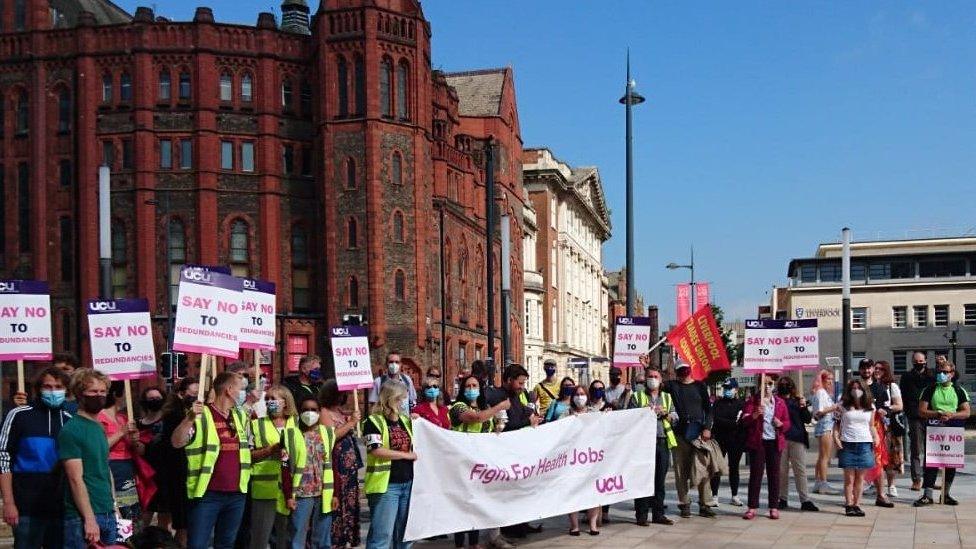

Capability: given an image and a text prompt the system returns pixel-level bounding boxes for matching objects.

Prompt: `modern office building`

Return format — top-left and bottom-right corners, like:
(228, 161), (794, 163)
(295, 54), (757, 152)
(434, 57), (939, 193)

(777, 236), (976, 390)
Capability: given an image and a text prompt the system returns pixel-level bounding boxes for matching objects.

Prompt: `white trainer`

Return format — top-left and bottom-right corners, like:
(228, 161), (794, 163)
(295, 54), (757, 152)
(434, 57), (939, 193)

(888, 485), (899, 498)
(730, 495), (744, 506)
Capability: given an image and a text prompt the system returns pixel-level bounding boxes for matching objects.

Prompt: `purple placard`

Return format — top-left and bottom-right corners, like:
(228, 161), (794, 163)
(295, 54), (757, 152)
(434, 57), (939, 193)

(87, 298), (150, 315)
(0, 280), (50, 295)
(242, 278), (276, 294)
(180, 266), (244, 292)
(331, 325), (368, 338)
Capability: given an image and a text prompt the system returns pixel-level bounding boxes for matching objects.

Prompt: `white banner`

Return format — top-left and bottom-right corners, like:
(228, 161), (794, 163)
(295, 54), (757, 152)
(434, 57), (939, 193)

(240, 278), (276, 350)
(330, 325), (373, 391)
(613, 316), (651, 368)
(405, 408), (656, 541)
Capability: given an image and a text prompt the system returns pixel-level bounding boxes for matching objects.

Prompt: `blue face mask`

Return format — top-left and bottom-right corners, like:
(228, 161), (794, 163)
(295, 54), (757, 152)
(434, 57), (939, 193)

(723, 389), (735, 399)
(464, 388), (480, 402)
(591, 388), (605, 401)
(936, 372), (950, 384)
(560, 386), (575, 399)
(424, 387), (440, 400)
(41, 389), (66, 408)
(399, 399), (410, 414)
(235, 389), (248, 408)
(309, 368), (322, 382)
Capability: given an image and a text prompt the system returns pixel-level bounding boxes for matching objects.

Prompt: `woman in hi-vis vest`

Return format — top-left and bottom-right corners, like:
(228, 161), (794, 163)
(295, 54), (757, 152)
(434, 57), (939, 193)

(248, 385), (299, 549)
(363, 381), (418, 549)
(286, 396), (342, 549)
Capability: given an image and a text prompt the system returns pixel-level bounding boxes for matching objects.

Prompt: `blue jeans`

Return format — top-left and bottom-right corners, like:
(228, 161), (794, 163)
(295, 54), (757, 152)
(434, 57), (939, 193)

(366, 481), (413, 549)
(187, 491), (247, 549)
(14, 514), (63, 548)
(63, 513), (116, 549)
(290, 496), (334, 549)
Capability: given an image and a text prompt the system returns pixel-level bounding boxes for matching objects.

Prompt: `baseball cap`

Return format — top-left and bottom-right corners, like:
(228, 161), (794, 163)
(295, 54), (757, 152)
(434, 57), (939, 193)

(609, 367), (622, 376)
(722, 378), (739, 389)
(858, 358), (875, 369)
(675, 362), (691, 371)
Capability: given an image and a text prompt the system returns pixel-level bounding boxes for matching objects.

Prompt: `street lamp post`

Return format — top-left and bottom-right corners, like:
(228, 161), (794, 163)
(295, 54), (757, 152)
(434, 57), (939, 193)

(619, 50), (645, 317)
(667, 246), (696, 315)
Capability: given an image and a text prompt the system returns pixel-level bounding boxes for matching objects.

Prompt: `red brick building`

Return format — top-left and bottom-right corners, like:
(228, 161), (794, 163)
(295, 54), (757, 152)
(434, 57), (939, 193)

(0, 0), (525, 383)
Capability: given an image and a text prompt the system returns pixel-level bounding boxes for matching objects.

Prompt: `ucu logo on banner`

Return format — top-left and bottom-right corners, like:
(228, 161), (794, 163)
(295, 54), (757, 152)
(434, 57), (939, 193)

(242, 279), (257, 290)
(595, 475), (625, 494)
(182, 268), (212, 283)
(88, 301), (118, 312)
(332, 327), (350, 337)
(0, 282), (17, 292)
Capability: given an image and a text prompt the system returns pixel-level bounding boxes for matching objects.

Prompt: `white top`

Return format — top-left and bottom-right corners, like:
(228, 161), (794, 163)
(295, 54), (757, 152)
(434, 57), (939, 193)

(839, 407), (875, 443)
(813, 388), (836, 428)
(762, 399), (776, 440)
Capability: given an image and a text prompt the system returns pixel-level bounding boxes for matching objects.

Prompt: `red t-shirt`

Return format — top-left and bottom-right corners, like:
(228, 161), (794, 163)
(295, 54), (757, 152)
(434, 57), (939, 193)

(98, 411), (133, 460)
(412, 403), (450, 430)
(206, 405), (241, 492)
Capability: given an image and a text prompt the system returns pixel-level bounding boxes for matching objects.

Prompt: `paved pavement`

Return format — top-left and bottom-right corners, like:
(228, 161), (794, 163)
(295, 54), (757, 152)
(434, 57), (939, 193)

(1, 448), (971, 547)
(411, 453), (976, 549)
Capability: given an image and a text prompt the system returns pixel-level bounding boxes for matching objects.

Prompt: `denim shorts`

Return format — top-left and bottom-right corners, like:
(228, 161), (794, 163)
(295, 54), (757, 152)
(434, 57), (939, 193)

(814, 417), (834, 437)
(838, 441), (875, 470)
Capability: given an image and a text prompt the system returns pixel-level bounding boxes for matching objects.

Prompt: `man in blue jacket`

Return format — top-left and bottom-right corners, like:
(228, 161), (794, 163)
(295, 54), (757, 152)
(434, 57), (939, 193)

(0, 366), (73, 548)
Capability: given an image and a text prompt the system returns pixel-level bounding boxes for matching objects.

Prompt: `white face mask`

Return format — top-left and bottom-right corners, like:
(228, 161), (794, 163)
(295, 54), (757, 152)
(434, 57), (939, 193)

(852, 389), (864, 399)
(647, 378), (661, 390)
(300, 411), (320, 427)
(572, 395), (588, 408)
(388, 362), (401, 375)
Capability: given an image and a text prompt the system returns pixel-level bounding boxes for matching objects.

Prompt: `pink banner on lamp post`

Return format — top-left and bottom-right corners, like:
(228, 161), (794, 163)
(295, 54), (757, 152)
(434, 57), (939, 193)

(676, 284), (691, 324)
(695, 282), (711, 313)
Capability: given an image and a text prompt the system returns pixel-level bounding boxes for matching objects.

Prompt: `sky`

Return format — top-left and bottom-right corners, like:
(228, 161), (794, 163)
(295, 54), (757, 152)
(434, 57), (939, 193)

(118, 0), (976, 325)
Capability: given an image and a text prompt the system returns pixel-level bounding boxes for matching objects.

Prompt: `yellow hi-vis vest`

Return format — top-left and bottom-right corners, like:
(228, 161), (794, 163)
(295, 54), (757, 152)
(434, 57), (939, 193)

(250, 416), (300, 500)
(632, 391), (678, 449)
(186, 406), (252, 499)
(363, 414), (412, 495)
(449, 402), (494, 433)
(282, 425), (337, 514)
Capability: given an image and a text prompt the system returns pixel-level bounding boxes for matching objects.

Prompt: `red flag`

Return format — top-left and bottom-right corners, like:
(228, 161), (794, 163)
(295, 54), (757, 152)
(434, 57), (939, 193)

(666, 306), (731, 381)
(676, 284), (691, 324)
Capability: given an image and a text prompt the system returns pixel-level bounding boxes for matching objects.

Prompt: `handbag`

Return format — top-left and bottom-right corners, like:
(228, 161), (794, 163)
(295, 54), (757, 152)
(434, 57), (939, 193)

(890, 412), (907, 437)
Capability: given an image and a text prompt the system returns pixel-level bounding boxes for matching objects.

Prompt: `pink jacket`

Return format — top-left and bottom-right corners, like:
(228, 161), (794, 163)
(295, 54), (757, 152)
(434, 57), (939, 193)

(739, 395), (791, 453)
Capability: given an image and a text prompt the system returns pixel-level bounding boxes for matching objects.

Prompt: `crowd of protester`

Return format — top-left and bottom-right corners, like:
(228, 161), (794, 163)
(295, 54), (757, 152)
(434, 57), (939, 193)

(0, 350), (969, 549)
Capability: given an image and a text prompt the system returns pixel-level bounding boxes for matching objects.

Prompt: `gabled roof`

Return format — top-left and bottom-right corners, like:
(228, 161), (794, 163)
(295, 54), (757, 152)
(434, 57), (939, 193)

(51, 0), (131, 26)
(570, 166), (611, 234)
(443, 68), (506, 117)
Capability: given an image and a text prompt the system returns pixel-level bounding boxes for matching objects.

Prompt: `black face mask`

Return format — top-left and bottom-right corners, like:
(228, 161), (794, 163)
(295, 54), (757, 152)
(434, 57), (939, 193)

(913, 362), (926, 371)
(80, 395), (107, 414)
(142, 399), (164, 412)
(609, 376), (621, 384)
(777, 386), (791, 396)
(182, 396), (197, 409)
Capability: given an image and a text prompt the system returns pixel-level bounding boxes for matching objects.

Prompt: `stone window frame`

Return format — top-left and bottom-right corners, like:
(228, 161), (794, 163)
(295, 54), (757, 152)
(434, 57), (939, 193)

(394, 269), (406, 301)
(391, 209), (405, 243)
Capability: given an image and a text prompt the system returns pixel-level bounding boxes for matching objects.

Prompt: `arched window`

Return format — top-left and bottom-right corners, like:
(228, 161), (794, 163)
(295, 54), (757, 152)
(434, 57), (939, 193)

(394, 269), (405, 301)
(57, 88), (71, 132)
(391, 151), (402, 186)
(392, 210), (404, 242)
(167, 218), (185, 307)
(299, 80), (312, 115)
(281, 78), (293, 111)
(379, 58), (392, 117)
(111, 221), (127, 297)
(158, 70), (171, 101)
(444, 240), (452, 316)
(396, 61), (409, 120)
(102, 73), (113, 103)
(345, 157), (356, 189)
(346, 217), (357, 248)
(219, 72), (232, 102)
(14, 0), (27, 30)
(292, 225), (310, 310)
(59, 217), (73, 282)
(119, 72), (132, 102)
(336, 56), (348, 116)
(348, 276), (359, 308)
(178, 70), (191, 100)
(354, 56), (365, 115)
(230, 219), (250, 277)
(15, 90), (28, 134)
(241, 73), (253, 103)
